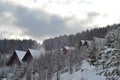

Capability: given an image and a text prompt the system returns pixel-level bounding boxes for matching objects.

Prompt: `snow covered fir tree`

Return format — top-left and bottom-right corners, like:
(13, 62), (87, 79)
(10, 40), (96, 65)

(95, 27), (120, 80)
(1, 24), (120, 80)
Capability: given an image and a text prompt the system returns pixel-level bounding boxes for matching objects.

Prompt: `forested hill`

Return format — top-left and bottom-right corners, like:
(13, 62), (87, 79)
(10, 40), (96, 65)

(0, 39), (39, 54)
(0, 24), (119, 54)
(43, 23), (120, 50)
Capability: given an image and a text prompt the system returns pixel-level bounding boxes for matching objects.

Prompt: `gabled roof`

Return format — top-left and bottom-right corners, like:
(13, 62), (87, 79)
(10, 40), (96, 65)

(28, 49), (44, 58)
(81, 40), (91, 46)
(64, 46), (75, 50)
(15, 50), (26, 62)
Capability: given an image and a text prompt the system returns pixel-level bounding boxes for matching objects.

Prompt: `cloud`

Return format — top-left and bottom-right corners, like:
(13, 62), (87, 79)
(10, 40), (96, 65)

(0, 1), (69, 40)
(66, 11), (100, 32)
(78, 12), (100, 26)
(13, 6), (100, 39)
(12, 6), (72, 41)
(87, 12), (100, 19)
(0, 0), (102, 42)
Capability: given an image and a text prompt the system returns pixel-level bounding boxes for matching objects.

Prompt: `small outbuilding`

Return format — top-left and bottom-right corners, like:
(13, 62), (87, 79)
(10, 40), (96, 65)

(61, 46), (75, 55)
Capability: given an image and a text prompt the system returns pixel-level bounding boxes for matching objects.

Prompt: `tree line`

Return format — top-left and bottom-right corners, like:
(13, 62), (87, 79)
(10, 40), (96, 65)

(0, 23), (120, 79)
(43, 23), (120, 51)
(0, 39), (39, 55)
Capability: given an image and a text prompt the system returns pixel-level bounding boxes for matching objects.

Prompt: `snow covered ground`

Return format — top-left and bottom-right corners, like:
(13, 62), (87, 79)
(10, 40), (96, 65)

(53, 60), (105, 80)
(2, 48), (119, 80)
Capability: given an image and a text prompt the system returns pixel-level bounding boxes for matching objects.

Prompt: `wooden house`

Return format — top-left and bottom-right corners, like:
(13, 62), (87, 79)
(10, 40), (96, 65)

(22, 49), (44, 62)
(61, 46), (68, 55)
(61, 46), (75, 55)
(7, 50), (26, 66)
(81, 40), (91, 47)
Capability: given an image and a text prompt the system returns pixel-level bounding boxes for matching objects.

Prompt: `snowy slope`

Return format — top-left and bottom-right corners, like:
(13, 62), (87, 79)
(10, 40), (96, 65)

(58, 48), (120, 80)
(53, 60), (105, 80)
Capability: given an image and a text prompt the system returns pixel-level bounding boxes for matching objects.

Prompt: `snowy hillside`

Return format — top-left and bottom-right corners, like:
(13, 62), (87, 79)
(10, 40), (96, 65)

(53, 60), (105, 80)
(53, 47), (120, 80)
(1, 27), (120, 80)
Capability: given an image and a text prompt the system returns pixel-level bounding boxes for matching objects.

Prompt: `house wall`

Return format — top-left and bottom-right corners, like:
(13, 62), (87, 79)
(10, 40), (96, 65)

(7, 52), (20, 66)
(22, 50), (33, 63)
(62, 47), (68, 55)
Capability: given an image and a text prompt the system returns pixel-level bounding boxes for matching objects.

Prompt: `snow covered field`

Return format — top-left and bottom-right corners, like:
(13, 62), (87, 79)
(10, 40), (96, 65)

(53, 60), (105, 80)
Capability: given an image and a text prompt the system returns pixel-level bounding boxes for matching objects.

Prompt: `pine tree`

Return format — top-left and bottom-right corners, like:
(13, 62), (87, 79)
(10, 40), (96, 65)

(88, 41), (98, 66)
(97, 48), (120, 80)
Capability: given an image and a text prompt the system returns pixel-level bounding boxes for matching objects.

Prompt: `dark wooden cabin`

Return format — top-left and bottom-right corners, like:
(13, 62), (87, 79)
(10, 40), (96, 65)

(22, 49), (43, 62)
(61, 47), (68, 55)
(81, 40), (91, 47)
(22, 50), (33, 63)
(7, 50), (26, 66)
(61, 46), (75, 55)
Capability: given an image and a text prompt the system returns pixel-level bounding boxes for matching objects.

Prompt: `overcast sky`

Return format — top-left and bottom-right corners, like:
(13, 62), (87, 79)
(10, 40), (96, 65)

(0, 0), (120, 43)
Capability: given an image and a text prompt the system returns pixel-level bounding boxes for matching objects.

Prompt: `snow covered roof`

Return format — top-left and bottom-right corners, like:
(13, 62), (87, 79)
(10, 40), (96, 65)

(81, 40), (91, 46)
(64, 46), (75, 50)
(93, 37), (107, 46)
(94, 37), (107, 43)
(15, 50), (26, 62)
(28, 49), (44, 58)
